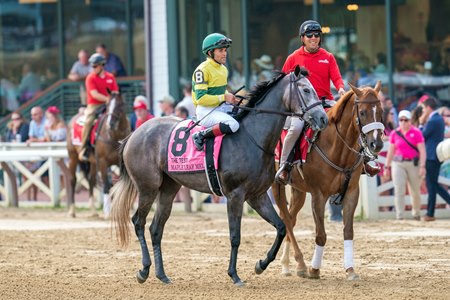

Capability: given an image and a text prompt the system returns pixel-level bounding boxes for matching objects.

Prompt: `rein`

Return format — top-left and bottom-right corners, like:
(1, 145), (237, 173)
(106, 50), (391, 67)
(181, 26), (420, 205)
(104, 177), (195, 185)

(236, 72), (322, 156)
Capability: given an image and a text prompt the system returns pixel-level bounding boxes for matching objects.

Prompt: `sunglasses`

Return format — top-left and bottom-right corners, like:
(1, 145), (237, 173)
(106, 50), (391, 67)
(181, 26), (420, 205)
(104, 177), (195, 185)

(305, 32), (321, 38)
(399, 119), (409, 122)
(11, 117), (21, 121)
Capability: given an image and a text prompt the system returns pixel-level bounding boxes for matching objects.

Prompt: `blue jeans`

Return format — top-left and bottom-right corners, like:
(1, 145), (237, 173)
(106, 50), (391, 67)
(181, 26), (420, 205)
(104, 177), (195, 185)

(425, 160), (450, 217)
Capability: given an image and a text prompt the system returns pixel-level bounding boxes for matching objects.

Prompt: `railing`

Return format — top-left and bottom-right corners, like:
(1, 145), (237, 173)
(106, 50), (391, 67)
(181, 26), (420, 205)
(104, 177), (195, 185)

(0, 77), (146, 137)
(359, 142), (450, 219)
(1, 141), (449, 219)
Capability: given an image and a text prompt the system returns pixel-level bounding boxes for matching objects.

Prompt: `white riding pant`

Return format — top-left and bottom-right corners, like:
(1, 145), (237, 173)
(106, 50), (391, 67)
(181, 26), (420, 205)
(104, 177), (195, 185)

(280, 116), (304, 164)
(196, 104), (239, 132)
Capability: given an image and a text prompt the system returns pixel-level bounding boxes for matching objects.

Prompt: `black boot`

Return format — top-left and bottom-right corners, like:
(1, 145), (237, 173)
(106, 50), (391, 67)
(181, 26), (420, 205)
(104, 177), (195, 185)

(192, 127), (215, 151)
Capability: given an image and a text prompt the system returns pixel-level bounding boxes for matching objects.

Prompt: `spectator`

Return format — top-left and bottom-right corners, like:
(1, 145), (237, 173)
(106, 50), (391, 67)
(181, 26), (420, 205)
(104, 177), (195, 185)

(133, 97), (154, 130)
(384, 110), (426, 220)
(18, 63), (41, 104)
(419, 97), (450, 221)
(5, 112), (29, 142)
(27, 106), (46, 143)
(95, 44), (127, 77)
(373, 52), (387, 74)
(40, 66), (58, 90)
(175, 106), (189, 119)
(159, 95), (175, 116)
(228, 57), (246, 92)
(254, 54), (274, 82)
(129, 95), (150, 131)
(0, 70), (19, 114)
(175, 84), (195, 118)
(383, 97), (398, 127)
(68, 49), (91, 105)
(43, 106), (67, 142)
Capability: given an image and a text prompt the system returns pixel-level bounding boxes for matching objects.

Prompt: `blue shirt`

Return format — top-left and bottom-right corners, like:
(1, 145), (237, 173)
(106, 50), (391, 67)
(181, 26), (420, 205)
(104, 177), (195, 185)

(104, 53), (127, 77)
(29, 118), (46, 139)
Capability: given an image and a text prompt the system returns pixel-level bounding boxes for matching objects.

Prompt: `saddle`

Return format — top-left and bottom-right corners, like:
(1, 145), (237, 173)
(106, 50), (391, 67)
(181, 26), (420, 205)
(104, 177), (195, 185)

(71, 106), (107, 147)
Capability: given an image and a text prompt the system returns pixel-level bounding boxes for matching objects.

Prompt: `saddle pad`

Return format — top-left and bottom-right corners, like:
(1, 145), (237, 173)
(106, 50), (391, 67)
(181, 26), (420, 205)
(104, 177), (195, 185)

(275, 128), (314, 163)
(167, 120), (223, 173)
(71, 115), (98, 146)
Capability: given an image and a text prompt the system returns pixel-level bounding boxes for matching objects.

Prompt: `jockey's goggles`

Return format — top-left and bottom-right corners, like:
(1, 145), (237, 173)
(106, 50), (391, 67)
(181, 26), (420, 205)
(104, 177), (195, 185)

(213, 37), (232, 48)
(302, 23), (322, 35)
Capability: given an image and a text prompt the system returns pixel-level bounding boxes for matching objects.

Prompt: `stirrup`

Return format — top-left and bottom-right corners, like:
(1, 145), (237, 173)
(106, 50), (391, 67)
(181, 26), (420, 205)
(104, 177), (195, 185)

(192, 132), (205, 151)
(275, 163), (292, 185)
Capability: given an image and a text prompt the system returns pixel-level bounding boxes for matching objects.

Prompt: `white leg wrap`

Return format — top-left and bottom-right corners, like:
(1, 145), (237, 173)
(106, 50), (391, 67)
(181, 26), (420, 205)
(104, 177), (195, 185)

(311, 244), (324, 269)
(280, 241), (291, 273)
(344, 240), (354, 270)
(103, 194), (111, 218)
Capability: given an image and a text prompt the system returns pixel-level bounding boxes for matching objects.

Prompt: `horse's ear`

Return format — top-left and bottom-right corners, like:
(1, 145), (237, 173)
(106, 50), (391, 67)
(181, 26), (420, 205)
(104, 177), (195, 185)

(294, 65), (301, 77)
(348, 82), (363, 98)
(374, 80), (382, 93)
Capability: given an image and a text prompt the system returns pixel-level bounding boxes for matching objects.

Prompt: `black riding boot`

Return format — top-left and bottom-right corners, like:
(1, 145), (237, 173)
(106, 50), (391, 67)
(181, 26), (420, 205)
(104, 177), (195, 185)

(275, 149), (295, 185)
(192, 123), (233, 151)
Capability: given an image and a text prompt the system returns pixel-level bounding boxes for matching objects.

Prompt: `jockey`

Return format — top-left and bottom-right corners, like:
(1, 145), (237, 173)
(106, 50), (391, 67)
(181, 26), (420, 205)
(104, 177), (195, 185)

(275, 20), (346, 184)
(78, 53), (119, 161)
(191, 33), (240, 151)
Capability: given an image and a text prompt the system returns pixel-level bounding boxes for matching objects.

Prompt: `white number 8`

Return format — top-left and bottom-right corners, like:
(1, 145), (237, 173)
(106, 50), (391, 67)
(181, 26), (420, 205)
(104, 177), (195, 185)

(194, 71), (204, 83)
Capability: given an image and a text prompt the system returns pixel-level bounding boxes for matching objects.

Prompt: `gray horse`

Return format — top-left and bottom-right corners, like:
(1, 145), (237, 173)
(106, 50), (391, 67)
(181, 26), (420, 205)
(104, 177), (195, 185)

(111, 68), (328, 286)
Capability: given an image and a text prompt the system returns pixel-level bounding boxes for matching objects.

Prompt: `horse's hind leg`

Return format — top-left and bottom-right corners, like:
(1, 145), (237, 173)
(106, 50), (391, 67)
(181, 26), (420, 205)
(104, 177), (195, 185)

(149, 175), (180, 284)
(247, 192), (286, 278)
(133, 190), (158, 284)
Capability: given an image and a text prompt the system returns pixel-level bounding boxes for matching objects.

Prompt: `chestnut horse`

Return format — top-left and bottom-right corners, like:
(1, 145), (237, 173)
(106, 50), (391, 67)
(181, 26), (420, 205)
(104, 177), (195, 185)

(272, 82), (384, 280)
(66, 92), (130, 217)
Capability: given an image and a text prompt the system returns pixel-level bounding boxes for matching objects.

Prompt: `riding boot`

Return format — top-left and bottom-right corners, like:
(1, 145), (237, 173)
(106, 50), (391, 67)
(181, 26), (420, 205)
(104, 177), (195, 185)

(78, 146), (90, 162)
(361, 161), (380, 177)
(275, 162), (293, 185)
(192, 123), (233, 151)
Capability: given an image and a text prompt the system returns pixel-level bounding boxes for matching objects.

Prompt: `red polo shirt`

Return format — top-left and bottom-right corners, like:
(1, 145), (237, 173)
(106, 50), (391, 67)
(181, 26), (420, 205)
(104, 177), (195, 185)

(85, 71), (119, 105)
(282, 47), (344, 100)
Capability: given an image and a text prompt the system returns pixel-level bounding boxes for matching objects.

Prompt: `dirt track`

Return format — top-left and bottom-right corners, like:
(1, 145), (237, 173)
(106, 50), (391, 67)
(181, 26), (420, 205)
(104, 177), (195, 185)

(0, 207), (449, 300)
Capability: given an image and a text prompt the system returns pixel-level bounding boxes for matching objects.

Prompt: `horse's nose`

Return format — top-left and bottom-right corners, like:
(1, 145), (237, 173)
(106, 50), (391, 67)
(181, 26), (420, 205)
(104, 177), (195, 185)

(321, 115), (328, 129)
(370, 139), (384, 153)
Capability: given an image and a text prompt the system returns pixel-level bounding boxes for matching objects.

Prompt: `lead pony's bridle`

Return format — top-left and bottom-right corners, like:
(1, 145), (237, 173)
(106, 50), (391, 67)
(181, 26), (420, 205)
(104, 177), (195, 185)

(312, 92), (384, 174)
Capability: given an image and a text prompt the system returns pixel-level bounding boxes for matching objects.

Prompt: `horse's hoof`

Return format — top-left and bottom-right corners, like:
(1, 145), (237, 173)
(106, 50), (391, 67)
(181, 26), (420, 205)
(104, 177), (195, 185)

(308, 267), (320, 279)
(281, 268), (292, 276)
(296, 269), (307, 278)
(234, 280), (246, 287)
(347, 272), (360, 281)
(158, 275), (172, 284)
(136, 270), (148, 284)
(255, 260), (264, 275)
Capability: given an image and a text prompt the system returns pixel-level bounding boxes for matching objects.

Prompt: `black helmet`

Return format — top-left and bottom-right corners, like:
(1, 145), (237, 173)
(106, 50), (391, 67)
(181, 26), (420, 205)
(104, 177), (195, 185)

(88, 53), (106, 66)
(299, 20), (322, 36)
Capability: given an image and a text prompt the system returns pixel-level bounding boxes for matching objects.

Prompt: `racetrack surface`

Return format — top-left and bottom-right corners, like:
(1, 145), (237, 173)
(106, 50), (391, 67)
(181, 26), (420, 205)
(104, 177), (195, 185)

(0, 207), (449, 300)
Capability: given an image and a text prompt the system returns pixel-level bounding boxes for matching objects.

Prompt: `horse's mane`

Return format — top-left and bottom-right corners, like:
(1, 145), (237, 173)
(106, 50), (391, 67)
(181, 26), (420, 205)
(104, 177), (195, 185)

(328, 86), (379, 124)
(234, 71), (287, 121)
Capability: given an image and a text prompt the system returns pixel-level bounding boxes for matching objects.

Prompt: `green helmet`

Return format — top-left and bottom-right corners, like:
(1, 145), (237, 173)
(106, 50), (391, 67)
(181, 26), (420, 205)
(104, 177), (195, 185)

(202, 33), (232, 56)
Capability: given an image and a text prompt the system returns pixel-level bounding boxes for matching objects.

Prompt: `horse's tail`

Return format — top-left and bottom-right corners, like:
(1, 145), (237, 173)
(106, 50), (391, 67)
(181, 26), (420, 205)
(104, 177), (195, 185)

(111, 134), (138, 248)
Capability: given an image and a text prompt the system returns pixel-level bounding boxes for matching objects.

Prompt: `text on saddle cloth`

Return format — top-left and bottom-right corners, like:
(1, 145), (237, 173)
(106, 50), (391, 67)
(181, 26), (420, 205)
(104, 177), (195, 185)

(167, 120), (223, 173)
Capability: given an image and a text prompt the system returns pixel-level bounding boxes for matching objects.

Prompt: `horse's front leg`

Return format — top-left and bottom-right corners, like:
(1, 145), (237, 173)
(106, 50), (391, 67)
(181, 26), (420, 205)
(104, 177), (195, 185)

(247, 192), (286, 277)
(226, 193), (245, 286)
(308, 192), (327, 279)
(98, 162), (112, 218)
(342, 187), (360, 281)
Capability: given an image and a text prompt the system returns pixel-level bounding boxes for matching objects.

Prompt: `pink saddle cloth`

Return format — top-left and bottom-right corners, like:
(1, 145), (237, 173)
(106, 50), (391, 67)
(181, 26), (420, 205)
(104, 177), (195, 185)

(167, 120), (224, 173)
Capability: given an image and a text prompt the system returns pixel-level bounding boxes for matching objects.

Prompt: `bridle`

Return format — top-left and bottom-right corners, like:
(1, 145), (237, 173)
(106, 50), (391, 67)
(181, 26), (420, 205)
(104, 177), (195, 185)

(234, 72), (324, 156)
(312, 92), (384, 174)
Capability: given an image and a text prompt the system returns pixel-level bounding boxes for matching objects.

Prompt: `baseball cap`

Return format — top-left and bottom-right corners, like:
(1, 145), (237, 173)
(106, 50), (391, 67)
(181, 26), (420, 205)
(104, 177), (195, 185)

(159, 95), (175, 104)
(133, 101), (147, 110)
(398, 110), (411, 120)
